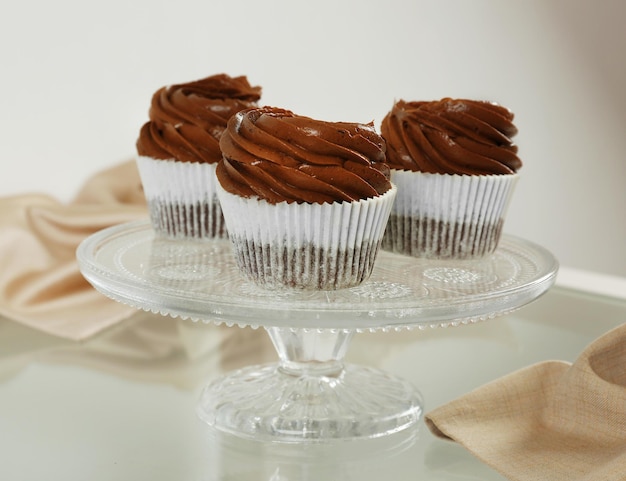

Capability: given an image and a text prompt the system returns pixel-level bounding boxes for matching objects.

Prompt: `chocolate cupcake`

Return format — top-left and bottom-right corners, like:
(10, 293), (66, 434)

(136, 74), (261, 240)
(216, 106), (396, 290)
(380, 98), (522, 259)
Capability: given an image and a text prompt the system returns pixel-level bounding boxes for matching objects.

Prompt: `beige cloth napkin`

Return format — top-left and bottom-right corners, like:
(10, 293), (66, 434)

(0, 161), (147, 340)
(426, 322), (626, 481)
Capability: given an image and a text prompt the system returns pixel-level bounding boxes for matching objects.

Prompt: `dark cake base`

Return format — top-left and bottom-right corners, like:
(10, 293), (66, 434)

(382, 215), (504, 259)
(230, 238), (382, 290)
(148, 199), (227, 240)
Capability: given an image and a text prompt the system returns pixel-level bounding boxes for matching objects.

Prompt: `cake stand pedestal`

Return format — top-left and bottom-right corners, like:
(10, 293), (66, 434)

(77, 220), (558, 442)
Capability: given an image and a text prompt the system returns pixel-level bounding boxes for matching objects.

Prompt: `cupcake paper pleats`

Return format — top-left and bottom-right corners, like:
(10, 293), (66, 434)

(217, 184), (397, 290)
(136, 156), (227, 240)
(382, 171), (519, 259)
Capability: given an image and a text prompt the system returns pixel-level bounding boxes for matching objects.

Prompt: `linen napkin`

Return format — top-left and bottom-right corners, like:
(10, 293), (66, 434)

(425, 322), (626, 481)
(0, 161), (147, 340)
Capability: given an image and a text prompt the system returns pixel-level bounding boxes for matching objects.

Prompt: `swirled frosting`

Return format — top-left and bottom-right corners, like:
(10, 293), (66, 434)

(381, 99), (522, 175)
(136, 74), (261, 163)
(216, 107), (392, 204)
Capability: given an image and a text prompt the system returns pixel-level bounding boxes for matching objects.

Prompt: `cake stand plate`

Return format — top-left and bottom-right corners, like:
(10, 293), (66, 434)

(77, 220), (558, 442)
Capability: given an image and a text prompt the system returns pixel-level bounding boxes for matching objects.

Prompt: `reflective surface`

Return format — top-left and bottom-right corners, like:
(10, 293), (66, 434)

(1, 285), (625, 479)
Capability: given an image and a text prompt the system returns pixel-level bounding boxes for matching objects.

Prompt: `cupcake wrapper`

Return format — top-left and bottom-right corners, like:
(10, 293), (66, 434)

(217, 184), (397, 290)
(136, 156), (226, 240)
(382, 171), (519, 259)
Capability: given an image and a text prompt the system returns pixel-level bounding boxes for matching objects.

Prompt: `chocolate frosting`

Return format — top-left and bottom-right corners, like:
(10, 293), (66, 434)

(381, 99), (522, 175)
(136, 74), (261, 163)
(217, 107), (391, 204)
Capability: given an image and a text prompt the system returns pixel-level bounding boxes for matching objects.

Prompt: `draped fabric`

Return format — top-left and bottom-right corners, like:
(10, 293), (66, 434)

(0, 161), (147, 340)
(426, 321), (626, 481)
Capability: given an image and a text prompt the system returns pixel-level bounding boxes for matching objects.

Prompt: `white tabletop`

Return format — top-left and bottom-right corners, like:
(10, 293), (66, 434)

(1, 277), (625, 480)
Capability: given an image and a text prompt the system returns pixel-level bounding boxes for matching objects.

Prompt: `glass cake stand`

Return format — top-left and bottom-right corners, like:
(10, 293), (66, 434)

(77, 220), (558, 443)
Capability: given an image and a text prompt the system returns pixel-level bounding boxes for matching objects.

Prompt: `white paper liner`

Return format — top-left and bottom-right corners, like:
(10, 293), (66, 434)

(382, 170), (519, 259)
(136, 156), (226, 240)
(217, 184), (397, 290)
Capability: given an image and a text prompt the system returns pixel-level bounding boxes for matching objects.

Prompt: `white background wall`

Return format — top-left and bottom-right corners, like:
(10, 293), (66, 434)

(1, 0), (624, 277)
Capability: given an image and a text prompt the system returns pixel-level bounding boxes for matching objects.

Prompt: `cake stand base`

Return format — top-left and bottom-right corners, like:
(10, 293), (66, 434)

(197, 362), (423, 442)
(196, 327), (422, 442)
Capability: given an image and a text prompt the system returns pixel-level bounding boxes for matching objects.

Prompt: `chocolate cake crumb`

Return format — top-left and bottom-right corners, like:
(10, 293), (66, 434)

(382, 216), (503, 259)
(229, 238), (382, 290)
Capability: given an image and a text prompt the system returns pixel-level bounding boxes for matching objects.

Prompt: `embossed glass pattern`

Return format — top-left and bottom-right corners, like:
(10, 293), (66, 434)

(77, 220), (558, 441)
